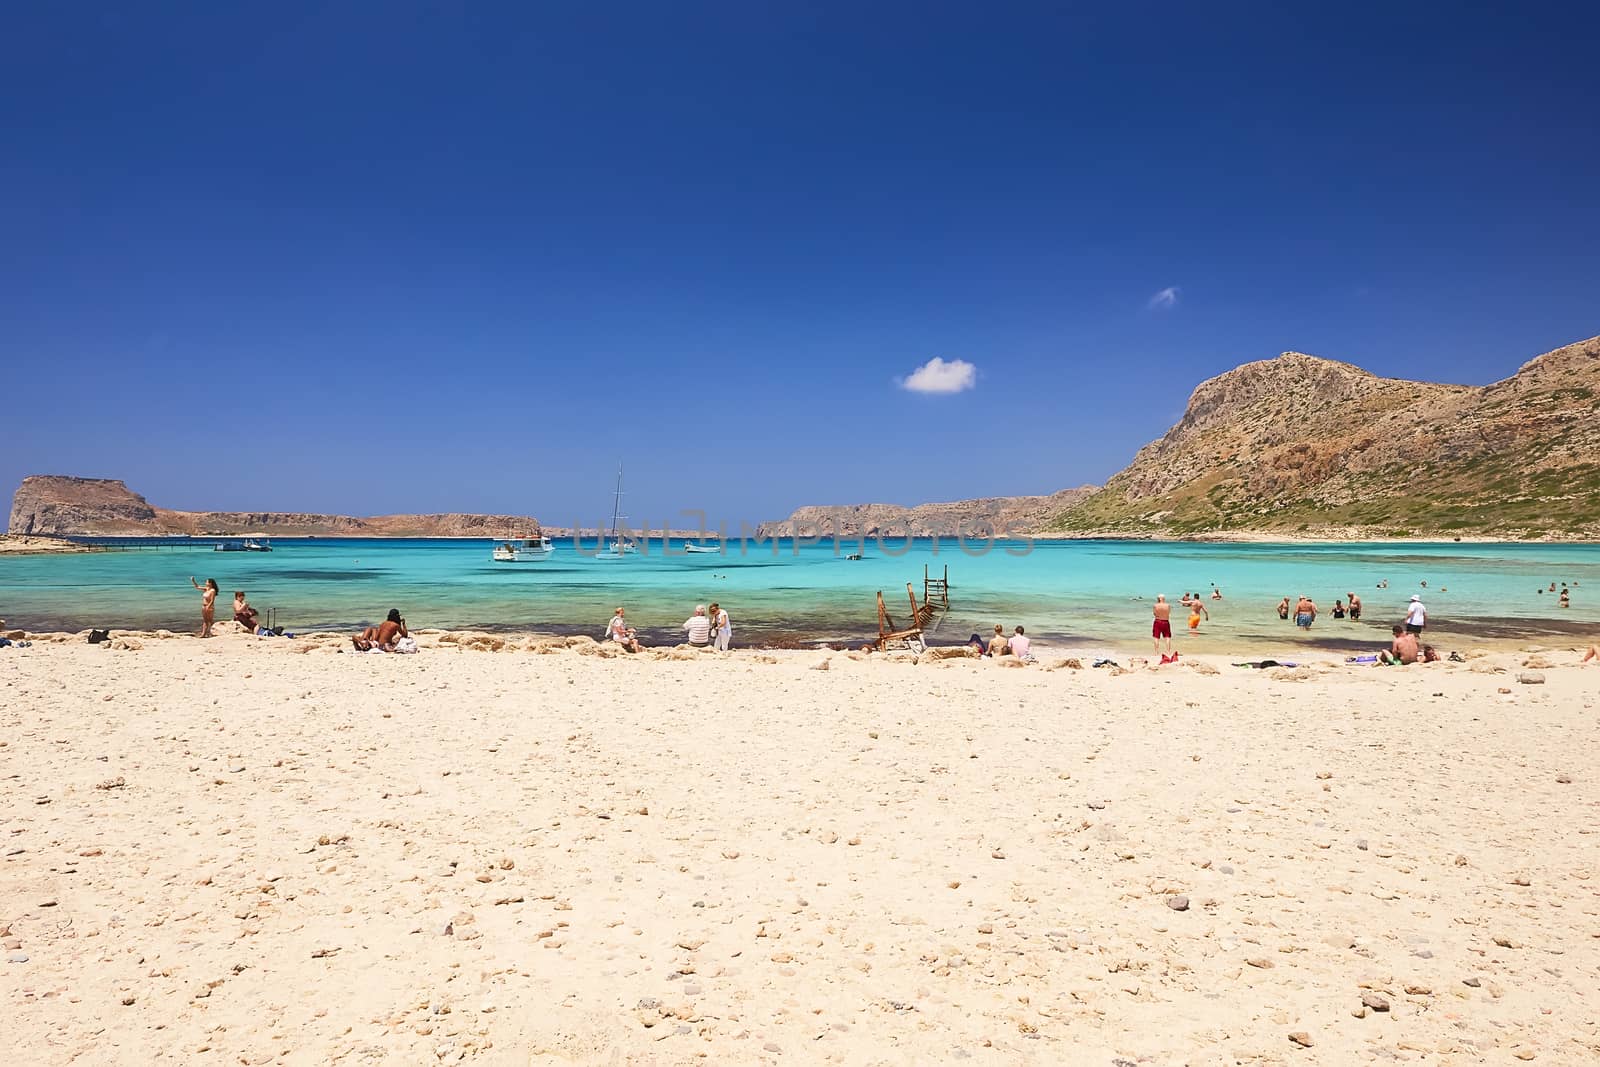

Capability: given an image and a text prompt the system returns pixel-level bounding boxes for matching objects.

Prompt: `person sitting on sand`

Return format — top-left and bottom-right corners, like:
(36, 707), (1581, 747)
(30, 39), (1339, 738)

(683, 604), (712, 647)
(1379, 625), (1419, 665)
(1009, 626), (1032, 660)
(607, 607), (642, 653)
(988, 624), (1011, 656)
(233, 591), (260, 632)
(190, 576), (218, 638)
(1332, 599), (1346, 620)
(967, 633), (988, 656)
(353, 608), (408, 652)
(1277, 596), (1291, 621)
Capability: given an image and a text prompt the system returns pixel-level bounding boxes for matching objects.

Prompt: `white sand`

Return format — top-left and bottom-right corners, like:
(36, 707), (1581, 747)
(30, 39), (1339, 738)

(3, 632), (1597, 1064)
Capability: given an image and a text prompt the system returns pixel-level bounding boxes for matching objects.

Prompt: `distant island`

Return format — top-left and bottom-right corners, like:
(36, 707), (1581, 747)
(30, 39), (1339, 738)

(761, 333), (1600, 542)
(14, 333), (1598, 543)
(6, 476), (541, 539)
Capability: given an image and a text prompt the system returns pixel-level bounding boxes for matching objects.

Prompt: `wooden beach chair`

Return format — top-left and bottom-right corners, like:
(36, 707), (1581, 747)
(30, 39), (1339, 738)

(876, 583), (927, 653)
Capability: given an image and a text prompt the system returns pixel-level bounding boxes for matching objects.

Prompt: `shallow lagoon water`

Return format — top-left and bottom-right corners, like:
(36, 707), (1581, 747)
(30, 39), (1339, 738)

(2, 537), (1596, 651)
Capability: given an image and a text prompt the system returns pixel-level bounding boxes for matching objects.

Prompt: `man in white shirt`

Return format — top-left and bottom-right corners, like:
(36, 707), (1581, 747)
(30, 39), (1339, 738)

(710, 602), (731, 651)
(683, 604), (712, 646)
(1008, 625), (1031, 660)
(1404, 595), (1426, 637)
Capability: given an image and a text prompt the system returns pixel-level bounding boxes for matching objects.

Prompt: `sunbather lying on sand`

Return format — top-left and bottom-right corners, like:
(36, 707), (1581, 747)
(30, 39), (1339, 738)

(353, 609), (407, 651)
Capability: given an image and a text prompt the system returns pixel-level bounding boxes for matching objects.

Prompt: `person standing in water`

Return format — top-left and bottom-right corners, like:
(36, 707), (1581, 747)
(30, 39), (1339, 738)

(190, 576), (218, 638)
(1187, 598), (1208, 633)
(1152, 594), (1175, 661)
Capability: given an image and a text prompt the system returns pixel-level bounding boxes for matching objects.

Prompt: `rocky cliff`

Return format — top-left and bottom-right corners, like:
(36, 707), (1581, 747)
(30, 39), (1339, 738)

(756, 487), (1098, 540)
(7, 476), (540, 538)
(1048, 334), (1600, 538)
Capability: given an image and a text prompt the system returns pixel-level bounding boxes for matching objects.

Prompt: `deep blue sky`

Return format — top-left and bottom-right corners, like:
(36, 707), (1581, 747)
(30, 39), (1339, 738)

(4, 2), (1596, 528)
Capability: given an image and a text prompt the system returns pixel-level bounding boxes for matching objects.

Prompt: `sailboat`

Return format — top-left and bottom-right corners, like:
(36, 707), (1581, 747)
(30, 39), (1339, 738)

(593, 464), (638, 560)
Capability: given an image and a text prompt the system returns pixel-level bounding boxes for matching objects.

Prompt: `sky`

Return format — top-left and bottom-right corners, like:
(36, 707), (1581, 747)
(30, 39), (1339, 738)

(3, 1), (1597, 529)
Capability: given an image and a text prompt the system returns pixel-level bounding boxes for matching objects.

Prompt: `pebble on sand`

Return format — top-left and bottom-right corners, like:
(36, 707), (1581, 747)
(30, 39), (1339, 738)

(1166, 895), (1190, 912)
(1288, 1031), (1314, 1047)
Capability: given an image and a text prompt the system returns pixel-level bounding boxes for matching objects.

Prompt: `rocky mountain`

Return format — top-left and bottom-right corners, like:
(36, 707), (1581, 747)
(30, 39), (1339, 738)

(1048, 334), (1600, 539)
(756, 487), (1098, 540)
(7, 476), (541, 538)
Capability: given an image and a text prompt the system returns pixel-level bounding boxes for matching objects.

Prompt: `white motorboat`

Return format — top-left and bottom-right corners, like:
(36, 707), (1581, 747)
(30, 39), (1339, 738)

(683, 542), (721, 554)
(492, 536), (555, 563)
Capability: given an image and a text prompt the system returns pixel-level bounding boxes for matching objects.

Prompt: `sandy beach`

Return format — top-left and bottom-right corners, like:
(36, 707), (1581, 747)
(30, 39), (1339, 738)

(3, 629), (1597, 1065)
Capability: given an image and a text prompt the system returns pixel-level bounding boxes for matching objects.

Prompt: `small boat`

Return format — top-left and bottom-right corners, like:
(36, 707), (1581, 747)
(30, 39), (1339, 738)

(845, 553), (864, 561)
(492, 537), (555, 563)
(683, 542), (721, 554)
(244, 539), (273, 552)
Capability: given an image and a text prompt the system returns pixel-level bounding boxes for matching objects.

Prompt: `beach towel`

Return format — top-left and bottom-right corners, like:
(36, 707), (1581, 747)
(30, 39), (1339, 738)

(1231, 659), (1298, 669)
(1345, 655), (1378, 663)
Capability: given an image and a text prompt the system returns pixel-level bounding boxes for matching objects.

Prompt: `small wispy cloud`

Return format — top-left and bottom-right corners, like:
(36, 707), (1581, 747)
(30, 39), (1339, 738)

(1148, 286), (1180, 311)
(899, 357), (977, 395)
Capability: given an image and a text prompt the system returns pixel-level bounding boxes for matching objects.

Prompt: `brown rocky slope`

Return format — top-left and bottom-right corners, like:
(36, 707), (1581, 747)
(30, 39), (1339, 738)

(1049, 334), (1600, 538)
(7, 477), (540, 538)
(756, 487), (1098, 541)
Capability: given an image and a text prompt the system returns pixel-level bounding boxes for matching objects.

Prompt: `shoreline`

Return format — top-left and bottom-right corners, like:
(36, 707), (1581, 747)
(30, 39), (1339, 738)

(3, 619), (1591, 661)
(0, 535), (99, 555)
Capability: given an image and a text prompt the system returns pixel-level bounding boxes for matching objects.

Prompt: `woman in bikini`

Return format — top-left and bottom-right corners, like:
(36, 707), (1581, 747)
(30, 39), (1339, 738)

(353, 609), (407, 651)
(190, 577), (218, 637)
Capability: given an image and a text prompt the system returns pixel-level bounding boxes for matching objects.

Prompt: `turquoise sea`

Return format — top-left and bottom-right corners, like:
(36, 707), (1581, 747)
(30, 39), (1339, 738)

(2, 537), (1597, 652)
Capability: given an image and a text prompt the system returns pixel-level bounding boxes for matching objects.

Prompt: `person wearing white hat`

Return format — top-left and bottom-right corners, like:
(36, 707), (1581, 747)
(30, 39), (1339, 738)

(1404, 595), (1427, 637)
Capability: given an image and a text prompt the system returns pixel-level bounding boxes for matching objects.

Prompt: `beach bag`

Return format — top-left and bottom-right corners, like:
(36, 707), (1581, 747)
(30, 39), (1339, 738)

(394, 636), (419, 654)
(88, 629), (110, 644)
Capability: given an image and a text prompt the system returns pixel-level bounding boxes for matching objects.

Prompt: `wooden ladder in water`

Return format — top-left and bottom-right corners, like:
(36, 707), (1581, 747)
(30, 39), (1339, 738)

(918, 564), (950, 630)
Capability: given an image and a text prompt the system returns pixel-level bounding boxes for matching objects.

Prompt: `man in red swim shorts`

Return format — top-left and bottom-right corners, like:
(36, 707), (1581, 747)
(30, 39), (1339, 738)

(1152, 594), (1175, 662)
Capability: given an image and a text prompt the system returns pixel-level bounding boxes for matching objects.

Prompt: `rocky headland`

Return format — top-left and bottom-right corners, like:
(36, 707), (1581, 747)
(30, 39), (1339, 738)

(7, 476), (541, 539)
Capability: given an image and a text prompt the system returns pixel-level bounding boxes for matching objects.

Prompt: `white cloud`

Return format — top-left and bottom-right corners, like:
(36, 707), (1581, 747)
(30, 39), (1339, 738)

(899, 357), (977, 395)
(1148, 286), (1180, 310)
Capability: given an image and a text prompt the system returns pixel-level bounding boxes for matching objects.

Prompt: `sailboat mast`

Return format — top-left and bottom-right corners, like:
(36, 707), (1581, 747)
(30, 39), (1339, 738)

(607, 464), (624, 541)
